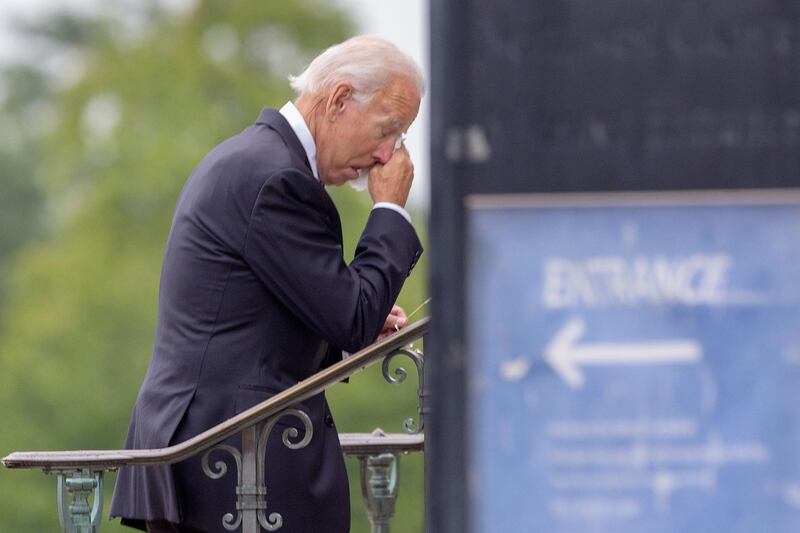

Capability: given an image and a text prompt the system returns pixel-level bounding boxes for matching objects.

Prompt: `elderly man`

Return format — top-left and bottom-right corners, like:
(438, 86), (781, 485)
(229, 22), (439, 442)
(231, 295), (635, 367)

(109, 36), (424, 533)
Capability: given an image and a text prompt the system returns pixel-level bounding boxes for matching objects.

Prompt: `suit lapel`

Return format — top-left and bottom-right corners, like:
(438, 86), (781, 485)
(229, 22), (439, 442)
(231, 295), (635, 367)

(257, 108), (313, 176)
(256, 107), (344, 245)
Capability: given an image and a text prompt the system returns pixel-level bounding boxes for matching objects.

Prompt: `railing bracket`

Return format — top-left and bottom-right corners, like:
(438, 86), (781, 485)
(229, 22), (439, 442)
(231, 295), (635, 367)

(359, 452), (400, 533)
(50, 467), (104, 533)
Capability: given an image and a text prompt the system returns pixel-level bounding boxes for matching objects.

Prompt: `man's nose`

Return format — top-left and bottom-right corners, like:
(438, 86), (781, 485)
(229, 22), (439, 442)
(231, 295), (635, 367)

(373, 133), (406, 164)
(372, 138), (395, 164)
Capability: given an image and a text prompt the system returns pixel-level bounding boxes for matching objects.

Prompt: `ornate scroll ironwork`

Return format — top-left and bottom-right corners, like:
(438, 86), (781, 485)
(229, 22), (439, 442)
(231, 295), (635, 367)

(3, 318), (431, 533)
(50, 468), (104, 533)
(202, 408), (313, 533)
(382, 347), (426, 434)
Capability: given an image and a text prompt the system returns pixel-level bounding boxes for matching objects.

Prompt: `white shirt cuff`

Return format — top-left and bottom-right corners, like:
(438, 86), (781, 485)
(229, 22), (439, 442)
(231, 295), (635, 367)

(373, 202), (412, 224)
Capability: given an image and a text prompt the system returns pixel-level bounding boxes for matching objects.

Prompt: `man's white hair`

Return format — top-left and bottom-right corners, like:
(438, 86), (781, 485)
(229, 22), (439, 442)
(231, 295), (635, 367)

(288, 35), (425, 104)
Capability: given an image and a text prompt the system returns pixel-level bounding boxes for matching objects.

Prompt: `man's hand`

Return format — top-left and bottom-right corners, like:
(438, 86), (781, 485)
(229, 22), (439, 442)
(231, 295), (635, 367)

(379, 305), (408, 337)
(368, 145), (414, 207)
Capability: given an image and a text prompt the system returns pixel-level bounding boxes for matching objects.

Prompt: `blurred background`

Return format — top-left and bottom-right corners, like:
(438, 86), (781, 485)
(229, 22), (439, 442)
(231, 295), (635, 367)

(0, 1), (430, 531)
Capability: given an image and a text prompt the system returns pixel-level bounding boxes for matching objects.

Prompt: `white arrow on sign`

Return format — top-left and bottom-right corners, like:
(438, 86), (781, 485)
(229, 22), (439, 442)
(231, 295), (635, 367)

(544, 318), (702, 389)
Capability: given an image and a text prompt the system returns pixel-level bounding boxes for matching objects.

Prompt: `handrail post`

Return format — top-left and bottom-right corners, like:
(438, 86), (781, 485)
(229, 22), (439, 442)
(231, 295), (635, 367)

(359, 452), (400, 533)
(52, 468), (105, 533)
(240, 425), (260, 533)
(201, 408), (313, 532)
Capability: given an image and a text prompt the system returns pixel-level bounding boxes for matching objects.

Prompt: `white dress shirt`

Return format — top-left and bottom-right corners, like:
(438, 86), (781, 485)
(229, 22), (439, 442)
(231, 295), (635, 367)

(279, 102), (412, 224)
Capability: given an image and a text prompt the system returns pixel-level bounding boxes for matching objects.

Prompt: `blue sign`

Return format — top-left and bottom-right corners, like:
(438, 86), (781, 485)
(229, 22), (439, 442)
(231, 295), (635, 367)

(467, 191), (800, 533)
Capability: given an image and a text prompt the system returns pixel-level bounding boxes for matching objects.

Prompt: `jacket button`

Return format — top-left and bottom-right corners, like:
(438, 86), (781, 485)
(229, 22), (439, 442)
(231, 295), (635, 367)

(324, 414), (334, 427)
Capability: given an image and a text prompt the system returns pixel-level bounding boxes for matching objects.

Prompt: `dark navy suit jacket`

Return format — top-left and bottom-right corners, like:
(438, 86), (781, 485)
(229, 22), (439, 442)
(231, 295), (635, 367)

(109, 108), (423, 532)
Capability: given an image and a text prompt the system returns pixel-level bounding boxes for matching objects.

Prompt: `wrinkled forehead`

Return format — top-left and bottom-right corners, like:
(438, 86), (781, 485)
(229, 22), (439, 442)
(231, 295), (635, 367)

(368, 75), (421, 126)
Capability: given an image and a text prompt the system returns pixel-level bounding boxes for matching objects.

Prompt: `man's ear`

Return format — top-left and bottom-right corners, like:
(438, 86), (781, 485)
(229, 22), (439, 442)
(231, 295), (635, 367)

(325, 81), (353, 122)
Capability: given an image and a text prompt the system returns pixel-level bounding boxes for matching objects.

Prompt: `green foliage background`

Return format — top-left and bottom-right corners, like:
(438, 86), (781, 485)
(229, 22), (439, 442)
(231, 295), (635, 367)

(0, 2), (427, 531)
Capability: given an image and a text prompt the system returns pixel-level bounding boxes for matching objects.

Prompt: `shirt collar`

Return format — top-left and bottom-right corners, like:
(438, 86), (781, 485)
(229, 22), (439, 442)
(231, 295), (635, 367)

(279, 101), (319, 181)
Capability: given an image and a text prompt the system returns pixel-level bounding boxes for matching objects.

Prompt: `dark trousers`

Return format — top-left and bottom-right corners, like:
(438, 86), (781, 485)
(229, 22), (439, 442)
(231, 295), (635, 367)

(146, 521), (206, 533)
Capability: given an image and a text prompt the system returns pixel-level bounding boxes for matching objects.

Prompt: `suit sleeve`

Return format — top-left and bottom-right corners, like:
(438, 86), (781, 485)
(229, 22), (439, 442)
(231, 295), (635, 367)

(243, 169), (423, 353)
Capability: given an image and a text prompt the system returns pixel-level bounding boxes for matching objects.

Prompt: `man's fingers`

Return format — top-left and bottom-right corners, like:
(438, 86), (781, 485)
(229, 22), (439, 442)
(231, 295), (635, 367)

(382, 309), (408, 333)
(393, 314), (408, 329)
(389, 305), (407, 319)
(368, 144), (414, 206)
(389, 305), (407, 329)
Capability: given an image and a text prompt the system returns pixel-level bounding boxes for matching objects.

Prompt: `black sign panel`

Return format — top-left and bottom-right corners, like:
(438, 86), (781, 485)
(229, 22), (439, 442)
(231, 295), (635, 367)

(436, 1), (800, 195)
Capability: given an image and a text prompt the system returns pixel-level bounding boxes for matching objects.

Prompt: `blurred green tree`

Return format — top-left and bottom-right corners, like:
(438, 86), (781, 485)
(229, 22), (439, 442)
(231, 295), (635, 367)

(0, 65), (48, 308)
(0, 9), (117, 310)
(0, 1), (427, 532)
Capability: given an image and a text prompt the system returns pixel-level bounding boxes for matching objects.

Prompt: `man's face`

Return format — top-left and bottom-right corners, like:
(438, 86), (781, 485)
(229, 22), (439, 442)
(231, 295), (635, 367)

(316, 75), (421, 186)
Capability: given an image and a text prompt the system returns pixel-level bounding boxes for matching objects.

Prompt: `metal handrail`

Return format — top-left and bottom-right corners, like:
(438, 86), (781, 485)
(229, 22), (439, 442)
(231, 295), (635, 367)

(2, 317), (429, 471)
(340, 430), (424, 456)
